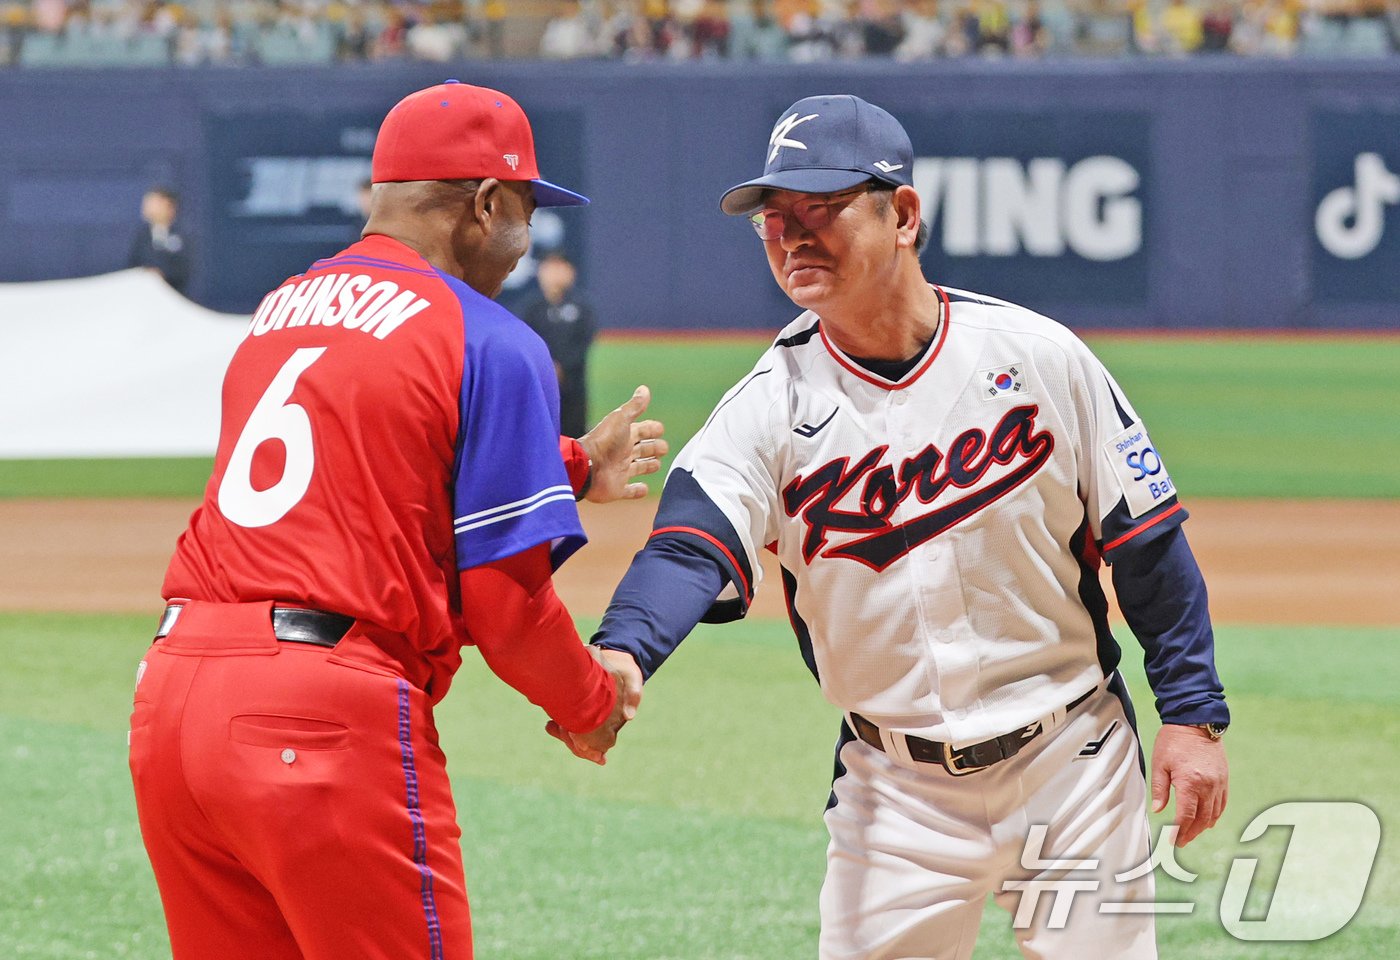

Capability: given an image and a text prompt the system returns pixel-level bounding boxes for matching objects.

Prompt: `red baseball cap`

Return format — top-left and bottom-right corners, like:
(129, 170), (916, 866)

(371, 80), (588, 208)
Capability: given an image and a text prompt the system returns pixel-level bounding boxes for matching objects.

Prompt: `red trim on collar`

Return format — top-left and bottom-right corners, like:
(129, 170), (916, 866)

(817, 285), (952, 391)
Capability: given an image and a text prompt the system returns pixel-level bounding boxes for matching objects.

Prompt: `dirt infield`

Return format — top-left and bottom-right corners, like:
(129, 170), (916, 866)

(0, 497), (1395, 626)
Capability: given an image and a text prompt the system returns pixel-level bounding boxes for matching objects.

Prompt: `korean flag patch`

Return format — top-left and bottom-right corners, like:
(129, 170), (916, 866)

(1104, 423), (1176, 518)
(979, 363), (1027, 401)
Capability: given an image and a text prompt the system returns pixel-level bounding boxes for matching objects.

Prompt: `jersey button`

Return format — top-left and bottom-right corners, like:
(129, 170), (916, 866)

(280, 748), (297, 764)
(894, 393), (909, 406)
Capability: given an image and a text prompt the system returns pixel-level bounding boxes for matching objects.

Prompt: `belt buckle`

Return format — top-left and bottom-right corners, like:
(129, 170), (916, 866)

(940, 741), (986, 777)
(155, 604), (183, 639)
(941, 720), (1042, 776)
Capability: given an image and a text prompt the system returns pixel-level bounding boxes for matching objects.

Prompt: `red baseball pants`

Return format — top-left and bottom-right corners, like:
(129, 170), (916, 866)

(128, 601), (471, 959)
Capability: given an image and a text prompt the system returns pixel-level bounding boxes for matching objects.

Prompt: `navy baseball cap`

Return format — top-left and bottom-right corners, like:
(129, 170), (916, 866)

(719, 95), (914, 215)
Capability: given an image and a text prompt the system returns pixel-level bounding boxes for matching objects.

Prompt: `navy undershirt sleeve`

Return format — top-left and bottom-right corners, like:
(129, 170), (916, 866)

(1110, 523), (1230, 725)
(590, 535), (730, 681)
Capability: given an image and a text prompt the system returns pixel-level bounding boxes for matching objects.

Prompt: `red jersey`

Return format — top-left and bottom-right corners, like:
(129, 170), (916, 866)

(164, 235), (586, 702)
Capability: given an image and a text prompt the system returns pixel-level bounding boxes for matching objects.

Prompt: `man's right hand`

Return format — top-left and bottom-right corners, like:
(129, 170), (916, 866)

(577, 385), (667, 503)
(546, 648), (643, 765)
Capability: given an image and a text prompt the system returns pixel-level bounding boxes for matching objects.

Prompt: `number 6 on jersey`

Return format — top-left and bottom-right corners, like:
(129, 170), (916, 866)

(218, 347), (327, 528)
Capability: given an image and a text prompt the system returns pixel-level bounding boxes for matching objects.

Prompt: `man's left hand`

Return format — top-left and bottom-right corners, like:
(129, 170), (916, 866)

(1151, 724), (1229, 847)
(578, 385), (668, 503)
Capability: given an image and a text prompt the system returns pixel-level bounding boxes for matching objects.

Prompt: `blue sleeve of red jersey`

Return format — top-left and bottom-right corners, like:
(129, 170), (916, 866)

(1110, 523), (1230, 726)
(449, 282), (585, 570)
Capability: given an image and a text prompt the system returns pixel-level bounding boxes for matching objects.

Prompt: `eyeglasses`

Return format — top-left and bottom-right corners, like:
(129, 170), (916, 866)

(748, 187), (870, 242)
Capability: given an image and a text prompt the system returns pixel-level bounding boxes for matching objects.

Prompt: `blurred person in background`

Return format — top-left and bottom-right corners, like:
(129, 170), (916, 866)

(1076, 0), (1133, 54)
(1011, 0), (1051, 53)
(333, 177), (375, 249)
(0, 4), (23, 64)
(785, 0), (839, 59)
(1200, 0), (1234, 48)
(483, 0), (508, 55)
(1227, 0), (1266, 49)
(405, 1), (472, 61)
(644, 0), (683, 55)
(728, 0), (789, 56)
(667, 0), (701, 55)
(370, 4), (409, 57)
(688, 0), (732, 56)
(541, 0), (599, 56)
(895, 0), (948, 59)
(1159, 0), (1205, 51)
(860, 0), (907, 53)
(1345, 0), (1394, 56)
(336, 3), (374, 60)
(611, 0), (663, 58)
(128, 186), (191, 295)
(975, 0), (1011, 51)
(173, 8), (236, 66)
(941, 1), (980, 53)
(662, 0), (699, 56)
(1259, 0), (1300, 54)
(356, 177), (373, 221)
(1029, 0), (1080, 51)
(522, 252), (598, 438)
(32, 0), (66, 33)
(1131, 0), (1162, 50)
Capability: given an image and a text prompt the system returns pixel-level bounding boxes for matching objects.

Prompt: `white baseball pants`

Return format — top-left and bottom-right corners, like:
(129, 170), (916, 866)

(820, 682), (1156, 960)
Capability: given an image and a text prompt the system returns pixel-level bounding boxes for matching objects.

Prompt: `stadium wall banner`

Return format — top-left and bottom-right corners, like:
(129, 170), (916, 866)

(1312, 107), (1400, 306)
(903, 110), (1150, 307)
(0, 62), (1397, 331)
(202, 106), (588, 314)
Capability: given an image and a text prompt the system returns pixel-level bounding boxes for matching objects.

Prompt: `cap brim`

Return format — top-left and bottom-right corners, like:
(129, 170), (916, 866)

(531, 178), (590, 207)
(719, 169), (873, 215)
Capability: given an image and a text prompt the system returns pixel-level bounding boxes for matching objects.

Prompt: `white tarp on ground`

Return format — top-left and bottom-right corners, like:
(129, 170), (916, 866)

(0, 270), (249, 457)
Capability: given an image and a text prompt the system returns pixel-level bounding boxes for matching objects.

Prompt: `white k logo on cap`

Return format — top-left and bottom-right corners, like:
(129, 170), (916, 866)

(768, 112), (819, 164)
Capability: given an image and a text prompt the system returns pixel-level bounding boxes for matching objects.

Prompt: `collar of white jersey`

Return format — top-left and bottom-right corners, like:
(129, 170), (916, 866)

(816, 284), (951, 391)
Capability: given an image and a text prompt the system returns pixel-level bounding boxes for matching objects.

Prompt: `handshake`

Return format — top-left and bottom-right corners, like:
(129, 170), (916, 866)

(545, 647), (644, 766)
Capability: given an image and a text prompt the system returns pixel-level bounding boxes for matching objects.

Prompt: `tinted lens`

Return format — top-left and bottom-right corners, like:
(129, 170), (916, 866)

(751, 189), (863, 240)
(792, 199), (837, 232)
(750, 210), (784, 241)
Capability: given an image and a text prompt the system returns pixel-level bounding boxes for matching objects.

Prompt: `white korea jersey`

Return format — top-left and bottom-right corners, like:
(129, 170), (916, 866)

(673, 285), (1183, 745)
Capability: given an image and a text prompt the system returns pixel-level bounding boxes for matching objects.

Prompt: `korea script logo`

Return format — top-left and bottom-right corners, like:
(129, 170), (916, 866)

(782, 404), (1055, 571)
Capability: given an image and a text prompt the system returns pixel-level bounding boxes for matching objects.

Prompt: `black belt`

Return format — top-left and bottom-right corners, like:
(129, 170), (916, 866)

(850, 687), (1097, 777)
(155, 604), (354, 649)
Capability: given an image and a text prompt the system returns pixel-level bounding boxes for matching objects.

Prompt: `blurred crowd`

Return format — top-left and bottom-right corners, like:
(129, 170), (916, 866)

(543, 0), (1399, 59)
(0, 0), (1396, 66)
(2, 0), (516, 65)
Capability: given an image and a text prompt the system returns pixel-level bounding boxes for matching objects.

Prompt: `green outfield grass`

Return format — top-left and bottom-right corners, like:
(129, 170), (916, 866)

(1, 612), (1395, 959)
(2, 334), (1398, 500)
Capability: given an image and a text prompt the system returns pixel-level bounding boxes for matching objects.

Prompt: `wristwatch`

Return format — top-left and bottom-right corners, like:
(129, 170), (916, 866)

(1195, 723), (1228, 741)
